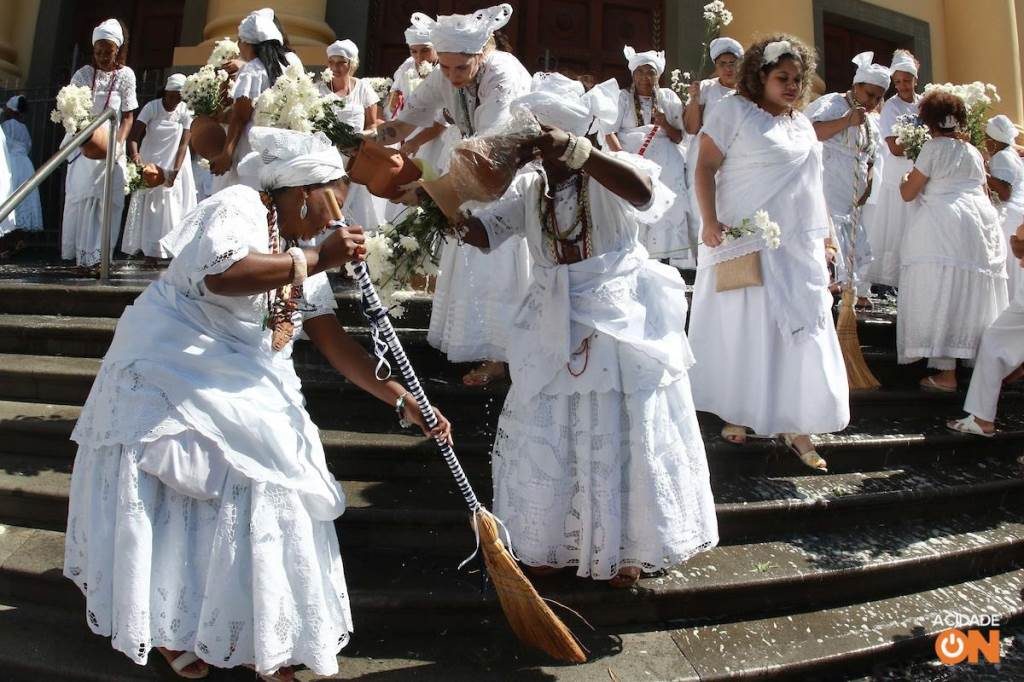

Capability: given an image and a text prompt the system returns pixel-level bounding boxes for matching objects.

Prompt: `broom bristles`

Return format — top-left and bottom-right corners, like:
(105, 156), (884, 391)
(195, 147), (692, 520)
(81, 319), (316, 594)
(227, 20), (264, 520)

(474, 508), (588, 663)
(837, 289), (881, 391)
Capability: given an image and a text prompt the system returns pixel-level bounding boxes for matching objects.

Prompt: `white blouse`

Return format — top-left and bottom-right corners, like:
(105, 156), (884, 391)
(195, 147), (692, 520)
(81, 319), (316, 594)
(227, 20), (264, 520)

(231, 52), (303, 101)
(316, 78), (380, 130)
(804, 91), (879, 216)
(70, 65), (138, 116)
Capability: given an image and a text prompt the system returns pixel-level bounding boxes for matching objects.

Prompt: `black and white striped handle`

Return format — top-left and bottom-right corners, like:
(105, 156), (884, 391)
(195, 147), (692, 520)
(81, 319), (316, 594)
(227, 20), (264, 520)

(350, 260), (482, 513)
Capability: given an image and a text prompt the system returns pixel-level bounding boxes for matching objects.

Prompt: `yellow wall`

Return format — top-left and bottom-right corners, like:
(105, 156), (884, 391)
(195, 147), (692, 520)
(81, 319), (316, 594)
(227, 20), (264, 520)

(13, 0), (41, 85)
(865, 0), (947, 82)
(725, 0), (816, 47)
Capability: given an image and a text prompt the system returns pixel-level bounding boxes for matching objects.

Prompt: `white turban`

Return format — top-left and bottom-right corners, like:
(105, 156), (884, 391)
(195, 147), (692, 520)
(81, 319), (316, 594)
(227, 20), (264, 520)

(890, 52), (919, 78)
(709, 37), (743, 61)
(624, 46), (665, 77)
(92, 19), (124, 48)
(5, 95), (21, 111)
(240, 127), (347, 191)
(326, 39), (358, 60)
(238, 8), (283, 45)
(405, 24), (433, 46)
(412, 4), (513, 55)
(987, 115), (1020, 145)
(164, 73), (187, 91)
(851, 51), (891, 91)
(512, 72), (620, 137)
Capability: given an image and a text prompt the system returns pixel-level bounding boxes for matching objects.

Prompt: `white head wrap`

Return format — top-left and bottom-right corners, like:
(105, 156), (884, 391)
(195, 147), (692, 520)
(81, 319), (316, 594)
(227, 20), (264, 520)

(762, 40), (798, 66)
(5, 95), (22, 111)
(405, 23), (433, 46)
(709, 37), (743, 61)
(92, 19), (124, 48)
(512, 72), (620, 137)
(238, 8), (283, 45)
(326, 39), (358, 60)
(412, 4), (513, 55)
(851, 51), (891, 90)
(240, 127), (347, 191)
(986, 114), (1019, 145)
(889, 52), (919, 78)
(623, 46), (666, 77)
(164, 73), (187, 92)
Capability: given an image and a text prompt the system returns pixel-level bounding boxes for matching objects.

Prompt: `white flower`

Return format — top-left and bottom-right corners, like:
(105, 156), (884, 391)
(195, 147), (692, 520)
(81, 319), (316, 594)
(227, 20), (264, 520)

(364, 77), (394, 101)
(320, 68), (333, 85)
(416, 60), (436, 78)
(703, 1), (732, 26)
(181, 65), (230, 116)
(207, 37), (239, 66)
(50, 84), (94, 135)
(398, 234), (420, 253)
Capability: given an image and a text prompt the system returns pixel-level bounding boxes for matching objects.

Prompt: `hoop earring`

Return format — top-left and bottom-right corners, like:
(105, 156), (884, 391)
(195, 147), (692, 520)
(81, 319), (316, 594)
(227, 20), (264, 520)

(299, 197), (309, 220)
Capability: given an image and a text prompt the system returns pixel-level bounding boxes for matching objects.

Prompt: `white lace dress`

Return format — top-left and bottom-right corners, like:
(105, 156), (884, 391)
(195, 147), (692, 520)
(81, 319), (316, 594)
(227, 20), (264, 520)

(610, 87), (691, 259)
(1, 118), (42, 232)
(687, 94), (850, 436)
(862, 93), (921, 286)
(897, 137), (1008, 365)
(400, 50), (533, 362)
(476, 160), (718, 579)
(122, 99), (197, 257)
(990, 147), (1024, 302)
(60, 65), (138, 266)
(64, 185), (352, 676)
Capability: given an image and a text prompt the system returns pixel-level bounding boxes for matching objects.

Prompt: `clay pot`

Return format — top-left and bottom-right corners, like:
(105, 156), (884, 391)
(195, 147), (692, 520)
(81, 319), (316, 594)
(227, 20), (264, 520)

(141, 163), (165, 188)
(81, 126), (109, 160)
(347, 140), (422, 200)
(420, 175), (463, 219)
(191, 114), (227, 161)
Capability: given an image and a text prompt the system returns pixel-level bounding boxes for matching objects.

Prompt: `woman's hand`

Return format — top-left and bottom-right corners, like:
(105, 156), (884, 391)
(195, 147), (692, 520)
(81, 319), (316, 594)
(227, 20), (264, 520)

(404, 400), (453, 444)
(163, 168), (178, 188)
(533, 125), (571, 162)
(688, 80), (701, 101)
(209, 152), (232, 175)
(652, 110), (670, 128)
(318, 223), (366, 268)
(222, 59), (245, 76)
(702, 221), (727, 248)
(399, 140), (421, 157)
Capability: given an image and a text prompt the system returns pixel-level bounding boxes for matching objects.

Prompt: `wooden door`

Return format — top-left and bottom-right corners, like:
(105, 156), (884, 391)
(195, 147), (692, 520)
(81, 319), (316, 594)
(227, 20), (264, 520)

(823, 18), (905, 95)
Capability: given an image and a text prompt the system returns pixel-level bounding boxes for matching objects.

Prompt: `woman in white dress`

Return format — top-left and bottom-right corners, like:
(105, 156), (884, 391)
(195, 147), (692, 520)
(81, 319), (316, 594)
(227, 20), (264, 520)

(897, 90), (1008, 392)
(209, 8), (302, 190)
(123, 74), (197, 264)
(387, 25), (448, 171)
(0, 123), (12, 249)
(60, 19), (137, 272)
(455, 74), (717, 588)
(318, 39), (387, 233)
(984, 114), (1024, 303)
(605, 46), (689, 261)
(689, 36), (849, 472)
(862, 50), (922, 290)
(683, 37), (742, 261)
(64, 127), (451, 681)
(376, 4), (532, 386)
(1, 95), (42, 256)
(804, 52), (889, 302)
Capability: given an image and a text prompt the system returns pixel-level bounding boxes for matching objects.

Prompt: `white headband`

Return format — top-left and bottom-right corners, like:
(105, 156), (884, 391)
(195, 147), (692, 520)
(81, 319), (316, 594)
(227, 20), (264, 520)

(762, 40), (798, 66)
(165, 73), (187, 92)
(240, 127), (347, 191)
(405, 24), (433, 47)
(512, 72), (620, 137)
(412, 4), (513, 55)
(92, 19), (124, 48)
(710, 37), (743, 61)
(939, 114), (959, 129)
(326, 39), (358, 60)
(851, 51), (891, 91)
(238, 8), (283, 45)
(890, 53), (919, 78)
(623, 46), (666, 77)
(986, 114), (1019, 145)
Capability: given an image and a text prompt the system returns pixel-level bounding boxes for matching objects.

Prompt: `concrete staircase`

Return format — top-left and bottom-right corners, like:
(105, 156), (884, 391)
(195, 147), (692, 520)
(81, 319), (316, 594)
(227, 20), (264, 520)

(0, 269), (1021, 681)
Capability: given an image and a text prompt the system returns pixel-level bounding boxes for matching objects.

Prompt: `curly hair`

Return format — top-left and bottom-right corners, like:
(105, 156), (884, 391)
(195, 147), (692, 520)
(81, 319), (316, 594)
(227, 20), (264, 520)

(918, 90), (967, 132)
(735, 34), (817, 108)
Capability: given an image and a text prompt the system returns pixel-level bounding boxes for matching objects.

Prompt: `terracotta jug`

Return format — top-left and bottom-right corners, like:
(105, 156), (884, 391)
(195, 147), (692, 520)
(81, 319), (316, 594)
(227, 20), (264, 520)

(141, 163), (165, 188)
(81, 126), (109, 160)
(191, 114), (227, 161)
(347, 140), (422, 200)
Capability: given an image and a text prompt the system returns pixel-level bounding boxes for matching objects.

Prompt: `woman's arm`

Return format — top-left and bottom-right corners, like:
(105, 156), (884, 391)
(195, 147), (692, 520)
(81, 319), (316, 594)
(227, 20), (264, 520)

(399, 122), (445, 157)
(900, 168), (928, 201)
(695, 133), (727, 247)
(604, 133), (624, 152)
(210, 97), (253, 174)
(165, 129), (192, 187)
(534, 129), (651, 207)
(127, 120), (146, 164)
(652, 111), (684, 144)
(886, 135), (906, 157)
(363, 104), (382, 131)
(117, 111), (134, 145)
(683, 81), (703, 135)
(374, 120), (416, 145)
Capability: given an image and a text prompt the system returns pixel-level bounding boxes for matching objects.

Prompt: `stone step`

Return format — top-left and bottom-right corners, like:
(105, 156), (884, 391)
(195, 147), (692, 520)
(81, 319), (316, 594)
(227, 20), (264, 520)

(2, 506), (1022, 636)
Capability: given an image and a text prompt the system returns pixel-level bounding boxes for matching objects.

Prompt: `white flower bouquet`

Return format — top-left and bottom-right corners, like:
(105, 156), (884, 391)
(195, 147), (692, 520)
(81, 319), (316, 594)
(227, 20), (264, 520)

(50, 84), (94, 136)
(207, 37), (240, 67)
(922, 81), (999, 150)
(365, 77), (394, 102)
(670, 68), (693, 105)
(893, 113), (931, 161)
(123, 161), (144, 195)
(723, 209), (782, 249)
(253, 63), (325, 133)
(181, 65), (230, 116)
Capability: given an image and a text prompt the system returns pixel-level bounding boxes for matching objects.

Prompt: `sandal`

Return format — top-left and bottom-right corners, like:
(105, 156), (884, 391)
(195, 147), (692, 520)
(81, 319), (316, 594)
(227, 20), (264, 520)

(462, 361), (506, 387)
(920, 376), (956, 393)
(721, 424), (748, 445)
(946, 416), (995, 438)
(609, 566), (641, 589)
(783, 434), (828, 473)
(156, 649), (208, 679)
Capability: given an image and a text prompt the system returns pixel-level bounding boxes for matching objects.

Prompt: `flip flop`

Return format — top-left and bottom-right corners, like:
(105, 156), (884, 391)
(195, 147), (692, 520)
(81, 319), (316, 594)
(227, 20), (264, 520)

(783, 434), (828, 473)
(155, 650), (208, 680)
(920, 376), (956, 393)
(946, 416), (995, 438)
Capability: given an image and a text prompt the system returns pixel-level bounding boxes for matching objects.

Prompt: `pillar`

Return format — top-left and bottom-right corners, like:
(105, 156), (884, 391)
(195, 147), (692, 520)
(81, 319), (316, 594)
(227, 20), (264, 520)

(173, 0), (336, 68)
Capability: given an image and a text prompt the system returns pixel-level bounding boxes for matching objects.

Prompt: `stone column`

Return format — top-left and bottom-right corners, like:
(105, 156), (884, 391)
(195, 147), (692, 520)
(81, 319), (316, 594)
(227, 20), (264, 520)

(173, 0), (336, 68)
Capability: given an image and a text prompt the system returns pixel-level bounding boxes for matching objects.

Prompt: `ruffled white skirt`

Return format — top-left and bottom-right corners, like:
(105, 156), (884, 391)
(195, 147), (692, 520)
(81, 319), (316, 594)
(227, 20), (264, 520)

(61, 154), (126, 266)
(4, 150), (42, 233)
(122, 165), (197, 258)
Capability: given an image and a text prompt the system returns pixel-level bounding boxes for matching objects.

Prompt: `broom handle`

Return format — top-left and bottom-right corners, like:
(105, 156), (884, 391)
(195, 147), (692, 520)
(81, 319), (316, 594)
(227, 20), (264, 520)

(324, 191), (483, 513)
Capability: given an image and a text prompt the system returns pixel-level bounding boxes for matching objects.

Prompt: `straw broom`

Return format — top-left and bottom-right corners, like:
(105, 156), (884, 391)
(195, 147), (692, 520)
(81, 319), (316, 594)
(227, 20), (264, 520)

(325, 192), (587, 664)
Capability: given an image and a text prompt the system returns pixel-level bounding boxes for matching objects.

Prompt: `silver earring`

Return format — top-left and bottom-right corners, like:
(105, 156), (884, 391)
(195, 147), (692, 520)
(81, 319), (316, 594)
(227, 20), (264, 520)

(299, 198), (309, 219)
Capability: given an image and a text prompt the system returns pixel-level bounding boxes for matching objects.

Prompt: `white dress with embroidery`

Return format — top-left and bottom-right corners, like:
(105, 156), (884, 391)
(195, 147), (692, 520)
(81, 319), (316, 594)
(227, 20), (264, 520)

(1, 117), (42, 232)
(122, 99), (197, 257)
(688, 94), (850, 436)
(64, 185), (352, 677)
(897, 137), (1008, 364)
(610, 87), (691, 259)
(989, 147), (1024, 302)
(476, 159), (718, 579)
(399, 50), (532, 362)
(60, 65), (138, 266)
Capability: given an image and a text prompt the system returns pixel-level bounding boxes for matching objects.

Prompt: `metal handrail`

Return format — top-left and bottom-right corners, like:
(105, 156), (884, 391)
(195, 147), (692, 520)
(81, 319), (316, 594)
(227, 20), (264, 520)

(0, 108), (118, 281)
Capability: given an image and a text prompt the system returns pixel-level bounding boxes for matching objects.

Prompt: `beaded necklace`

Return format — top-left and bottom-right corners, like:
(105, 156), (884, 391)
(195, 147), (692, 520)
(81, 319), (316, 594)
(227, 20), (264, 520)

(90, 66), (120, 112)
(260, 193), (302, 352)
(539, 171), (593, 265)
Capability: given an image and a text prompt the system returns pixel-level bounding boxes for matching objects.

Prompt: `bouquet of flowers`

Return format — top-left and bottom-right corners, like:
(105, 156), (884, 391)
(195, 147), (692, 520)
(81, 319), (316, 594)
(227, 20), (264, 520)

(722, 209), (782, 249)
(50, 84), (94, 136)
(669, 68), (694, 105)
(365, 77), (394, 102)
(696, 1), (733, 77)
(207, 37), (240, 67)
(922, 81), (1000, 150)
(181, 65), (230, 116)
(253, 63), (325, 133)
(123, 161), (144, 194)
(892, 113), (930, 161)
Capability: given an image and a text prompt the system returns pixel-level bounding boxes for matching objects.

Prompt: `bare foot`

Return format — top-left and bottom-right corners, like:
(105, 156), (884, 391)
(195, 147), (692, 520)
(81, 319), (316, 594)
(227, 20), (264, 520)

(156, 648), (208, 679)
(462, 361), (506, 387)
(1004, 364), (1024, 385)
(920, 371), (957, 392)
(721, 423), (748, 445)
(609, 566), (641, 589)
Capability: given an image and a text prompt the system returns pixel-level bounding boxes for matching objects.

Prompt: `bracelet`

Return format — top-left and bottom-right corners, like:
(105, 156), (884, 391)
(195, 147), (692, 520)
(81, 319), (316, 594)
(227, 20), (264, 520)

(558, 133), (578, 163)
(566, 135), (593, 170)
(395, 392), (412, 429)
(286, 246), (308, 286)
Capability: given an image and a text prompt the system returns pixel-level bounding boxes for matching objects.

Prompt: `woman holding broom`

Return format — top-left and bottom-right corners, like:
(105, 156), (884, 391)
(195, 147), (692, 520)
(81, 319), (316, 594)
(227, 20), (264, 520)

(63, 126), (450, 680)
(447, 72), (718, 589)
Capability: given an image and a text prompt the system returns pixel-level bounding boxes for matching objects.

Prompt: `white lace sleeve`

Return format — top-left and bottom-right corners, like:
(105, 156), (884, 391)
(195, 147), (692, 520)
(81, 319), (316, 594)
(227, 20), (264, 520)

(70, 66), (91, 88)
(119, 67), (139, 111)
(603, 150), (676, 224)
(475, 174), (532, 250)
(913, 138), (939, 178)
(301, 272), (337, 320)
(185, 205), (257, 289)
